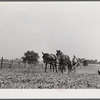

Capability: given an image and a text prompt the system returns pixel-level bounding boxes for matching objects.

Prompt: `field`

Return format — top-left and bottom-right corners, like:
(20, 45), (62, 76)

(0, 62), (100, 89)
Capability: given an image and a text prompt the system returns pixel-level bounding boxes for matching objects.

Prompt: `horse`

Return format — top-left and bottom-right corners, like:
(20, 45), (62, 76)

(56, 50), (72, 73)
(42, 52), (57, 73)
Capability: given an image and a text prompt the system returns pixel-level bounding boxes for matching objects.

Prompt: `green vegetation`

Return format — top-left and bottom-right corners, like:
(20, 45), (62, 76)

(21, 50), (39, 64)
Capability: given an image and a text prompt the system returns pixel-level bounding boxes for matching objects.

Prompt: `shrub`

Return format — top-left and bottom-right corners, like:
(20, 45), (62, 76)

(83, 60), (88, 66)
(21, 50), (39, 64)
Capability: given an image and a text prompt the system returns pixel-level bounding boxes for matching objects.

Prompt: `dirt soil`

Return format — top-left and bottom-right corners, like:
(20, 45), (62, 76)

(0, 63), (100, 89)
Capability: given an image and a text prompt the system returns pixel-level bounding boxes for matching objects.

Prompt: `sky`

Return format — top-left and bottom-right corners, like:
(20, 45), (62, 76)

(0, 2), (100, 61)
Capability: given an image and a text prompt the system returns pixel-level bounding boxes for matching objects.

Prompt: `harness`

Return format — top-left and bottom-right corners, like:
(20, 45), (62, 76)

(46, 61), (56, 63)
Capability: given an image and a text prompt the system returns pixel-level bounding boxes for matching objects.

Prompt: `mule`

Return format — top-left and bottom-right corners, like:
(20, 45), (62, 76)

(42, 52), (57, 73)
(56, 50), (72, 73)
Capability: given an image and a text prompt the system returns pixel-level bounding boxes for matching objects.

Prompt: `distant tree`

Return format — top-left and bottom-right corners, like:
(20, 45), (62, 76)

(82, 60), (88, 66)
(78, 58), (100, 65)
(98, 61), (100, 64)
(21, 56), (26, 63)
(21, 50), (39, 64)
(94, 59), (98, 64)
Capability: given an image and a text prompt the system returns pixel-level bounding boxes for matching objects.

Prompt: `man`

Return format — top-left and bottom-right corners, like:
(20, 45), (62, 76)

(72, 55), (78, 66)
(72, 55), (79, 72)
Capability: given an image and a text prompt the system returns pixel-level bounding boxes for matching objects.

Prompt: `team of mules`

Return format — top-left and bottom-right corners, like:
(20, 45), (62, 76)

(42, 50), (80, 73)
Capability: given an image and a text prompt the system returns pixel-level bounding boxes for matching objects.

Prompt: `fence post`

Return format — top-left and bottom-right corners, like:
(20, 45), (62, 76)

(1, 57), (3, 69)
(9, 60), (13, 68)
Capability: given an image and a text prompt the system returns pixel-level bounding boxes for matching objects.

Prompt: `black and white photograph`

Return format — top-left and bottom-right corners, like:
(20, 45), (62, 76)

(1, 1), (100, 89)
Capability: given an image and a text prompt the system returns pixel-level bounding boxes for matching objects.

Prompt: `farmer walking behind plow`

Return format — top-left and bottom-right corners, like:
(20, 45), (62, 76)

(72, 55), (79, 72)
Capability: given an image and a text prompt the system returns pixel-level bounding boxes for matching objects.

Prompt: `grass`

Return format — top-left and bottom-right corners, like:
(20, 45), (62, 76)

(0, 62), (100, 89)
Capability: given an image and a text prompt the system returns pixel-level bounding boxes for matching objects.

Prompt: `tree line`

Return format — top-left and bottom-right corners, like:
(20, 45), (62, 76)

(21, 50), (100, 66)
(0, 50), (100, 68)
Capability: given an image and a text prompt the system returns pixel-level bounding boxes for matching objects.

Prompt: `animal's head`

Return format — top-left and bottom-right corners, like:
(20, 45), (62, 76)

(73, 55), (76, 58)
(56, 50), (62, 58)
(42, 52), (49, 63)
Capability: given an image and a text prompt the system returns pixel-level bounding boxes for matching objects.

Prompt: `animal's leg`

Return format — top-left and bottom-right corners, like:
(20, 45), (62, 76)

(50, 64), (51, 72)
(61, 69), (63, 73)
(62, 65), (65, 73)
(61, 65), (63, 73)
(67, 67), (70, 74)
(58, 66), (60, 73)
(68, 67), (72, 74)
(54, 63), (57, 73)
(58, 64), (62, 73)
(58, 67), (61, 72)
(55, 66), (58, 73)
(73, 67), (76, 73)
(68, 62), (73, 73)
(52, 64), (55, 72)
(45, 63), (47, 72)
(58, 65), (60, 73)
(63, 65), (66, 72)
